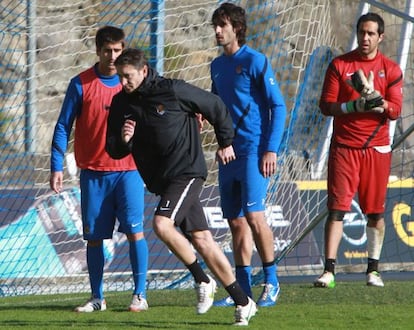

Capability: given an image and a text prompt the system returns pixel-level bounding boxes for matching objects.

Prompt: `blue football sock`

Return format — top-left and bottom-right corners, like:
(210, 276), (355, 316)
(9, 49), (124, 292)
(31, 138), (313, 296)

(263, 262), (278, 286)
(129, 237), (148, 297)
(235, 265), (252, 298)
(87, 244), (105, 299)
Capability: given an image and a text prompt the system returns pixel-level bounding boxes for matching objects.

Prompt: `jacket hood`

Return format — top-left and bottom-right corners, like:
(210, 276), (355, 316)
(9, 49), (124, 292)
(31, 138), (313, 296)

(137, 67), (160, 93)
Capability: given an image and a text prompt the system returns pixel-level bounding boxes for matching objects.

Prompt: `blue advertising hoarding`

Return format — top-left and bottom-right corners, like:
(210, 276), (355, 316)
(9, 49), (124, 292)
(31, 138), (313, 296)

(0, 179), (413, 278)
(298, 179), (414, 266)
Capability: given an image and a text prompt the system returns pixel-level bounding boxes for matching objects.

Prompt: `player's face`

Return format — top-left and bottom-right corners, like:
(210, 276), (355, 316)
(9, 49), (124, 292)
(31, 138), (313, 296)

(116, 64), (148, 94)
(356, 21), (383, 59)
(214, 18), (238, 53)
(97, 42), (124, 76)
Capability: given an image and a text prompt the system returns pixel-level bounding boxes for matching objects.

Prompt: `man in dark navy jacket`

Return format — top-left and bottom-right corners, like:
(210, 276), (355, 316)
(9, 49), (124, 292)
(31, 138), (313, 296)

(106, 48), (257, 326)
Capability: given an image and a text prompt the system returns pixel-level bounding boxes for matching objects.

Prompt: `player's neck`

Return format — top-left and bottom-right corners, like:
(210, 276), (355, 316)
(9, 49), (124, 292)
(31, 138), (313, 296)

(357, 48), (379, 60)
(223, 43), (241, 56)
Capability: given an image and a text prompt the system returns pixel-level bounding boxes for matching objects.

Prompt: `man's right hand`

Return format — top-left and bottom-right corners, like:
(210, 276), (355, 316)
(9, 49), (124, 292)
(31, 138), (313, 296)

(122, 119), (136, 143)
(349, 69), (374, 96)
(345, 69), (384, 113)
(50, 171), (63, 193)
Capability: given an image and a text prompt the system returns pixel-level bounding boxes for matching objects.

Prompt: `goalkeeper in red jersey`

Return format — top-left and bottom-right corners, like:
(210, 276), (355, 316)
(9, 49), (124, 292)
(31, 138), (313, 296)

(315, 12), (403, 288)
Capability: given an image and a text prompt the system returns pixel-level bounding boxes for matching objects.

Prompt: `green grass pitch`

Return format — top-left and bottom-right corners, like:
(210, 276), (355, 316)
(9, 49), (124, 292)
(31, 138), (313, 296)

(0, 280), (413, 329)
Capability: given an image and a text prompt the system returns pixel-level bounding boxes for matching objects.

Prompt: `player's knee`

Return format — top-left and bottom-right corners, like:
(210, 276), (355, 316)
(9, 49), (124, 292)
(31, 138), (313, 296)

(87, 240), (103, 247)
(366, 213), (384, 221)
(193, 230), (214, 249)
(327, 210), (346, 222)
(153, 216), (170, 239)
(229, 218), (249, 235)
(366, 213), (384, 227)
(127, 232), (144, 241)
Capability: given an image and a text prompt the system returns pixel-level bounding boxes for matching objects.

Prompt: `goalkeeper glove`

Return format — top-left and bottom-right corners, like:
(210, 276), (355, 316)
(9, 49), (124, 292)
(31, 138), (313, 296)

(348, 69), (374, 96)
(364, 90), (385, 113)
(343, 69), (384, 113)
(342, 94), (384, 113)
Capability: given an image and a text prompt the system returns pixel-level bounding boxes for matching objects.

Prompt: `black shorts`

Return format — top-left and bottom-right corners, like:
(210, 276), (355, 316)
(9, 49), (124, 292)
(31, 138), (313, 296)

(155, 176), (209, 238)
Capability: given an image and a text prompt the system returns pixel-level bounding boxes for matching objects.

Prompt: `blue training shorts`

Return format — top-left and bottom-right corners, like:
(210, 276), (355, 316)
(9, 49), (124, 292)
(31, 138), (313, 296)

(80, 169), (145, 240)
(219, 155), (269, 220)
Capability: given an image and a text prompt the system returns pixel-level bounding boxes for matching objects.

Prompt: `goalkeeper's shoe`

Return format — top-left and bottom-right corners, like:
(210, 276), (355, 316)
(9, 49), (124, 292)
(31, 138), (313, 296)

(214, 295), (235, 307)
(257, 283), (280, 307)
(314, 271), (336, 288)
(366, 271), (384, 287)
(128, 294), (149, 312)
(74, 297), (106, 312)
(195, 275), (217, 314)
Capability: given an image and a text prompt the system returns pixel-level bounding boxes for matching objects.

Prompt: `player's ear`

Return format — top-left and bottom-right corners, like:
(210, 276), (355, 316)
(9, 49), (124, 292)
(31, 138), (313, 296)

(143, 65), (149, 77)
(378, 33), (384, 44)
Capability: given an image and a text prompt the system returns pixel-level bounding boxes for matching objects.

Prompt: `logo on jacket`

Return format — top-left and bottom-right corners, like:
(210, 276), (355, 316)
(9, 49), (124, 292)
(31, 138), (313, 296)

(235, 65), (242, 74)
(156, 104), (165, 115)
(378, 69), (385, 78)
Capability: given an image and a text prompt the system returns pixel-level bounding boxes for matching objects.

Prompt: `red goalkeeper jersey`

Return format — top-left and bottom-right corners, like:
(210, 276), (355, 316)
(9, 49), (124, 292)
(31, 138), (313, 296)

(319, 49), (403, 148)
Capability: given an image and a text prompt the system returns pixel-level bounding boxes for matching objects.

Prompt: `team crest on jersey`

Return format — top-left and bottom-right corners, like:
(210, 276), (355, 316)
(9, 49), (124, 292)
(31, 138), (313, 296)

(235, 65), (242, 74)
(156, 104), (166, 115)
(378, 69), (385, 78)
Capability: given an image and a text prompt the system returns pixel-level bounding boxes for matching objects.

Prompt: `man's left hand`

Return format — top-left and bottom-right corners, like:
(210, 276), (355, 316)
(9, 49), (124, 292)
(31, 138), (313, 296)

(261, 151), (277, 178)
(216, 145), (236, 165)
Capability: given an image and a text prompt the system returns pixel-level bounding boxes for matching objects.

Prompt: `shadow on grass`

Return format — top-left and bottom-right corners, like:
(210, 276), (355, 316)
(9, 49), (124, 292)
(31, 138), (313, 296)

(0, 318), (229, 329)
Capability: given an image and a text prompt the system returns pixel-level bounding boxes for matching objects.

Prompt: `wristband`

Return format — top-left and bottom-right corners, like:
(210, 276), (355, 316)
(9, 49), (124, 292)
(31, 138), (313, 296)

(340, 102), (353, 114)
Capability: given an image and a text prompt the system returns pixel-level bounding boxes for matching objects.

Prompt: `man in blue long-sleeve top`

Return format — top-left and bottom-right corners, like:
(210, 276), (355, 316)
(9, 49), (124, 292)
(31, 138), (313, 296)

(210, 3), (287, 308)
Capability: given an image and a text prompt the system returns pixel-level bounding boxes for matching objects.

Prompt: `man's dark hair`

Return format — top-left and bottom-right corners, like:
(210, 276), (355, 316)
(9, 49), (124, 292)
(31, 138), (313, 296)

(357, 12), (385, 35)
(212, 2), (247, 46)
(95, 25), (125, 50)
(114, 48), (148, 69)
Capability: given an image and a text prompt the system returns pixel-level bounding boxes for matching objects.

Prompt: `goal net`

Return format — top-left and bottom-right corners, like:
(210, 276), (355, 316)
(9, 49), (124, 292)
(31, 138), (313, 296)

(0, 0), (413, 296)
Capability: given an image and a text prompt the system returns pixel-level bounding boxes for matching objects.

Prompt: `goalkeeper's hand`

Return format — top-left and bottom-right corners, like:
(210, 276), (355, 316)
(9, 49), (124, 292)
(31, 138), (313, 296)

(364, 90), (385, 113)
(347, 69), (374, 96)
(342, 92), (384, 113)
